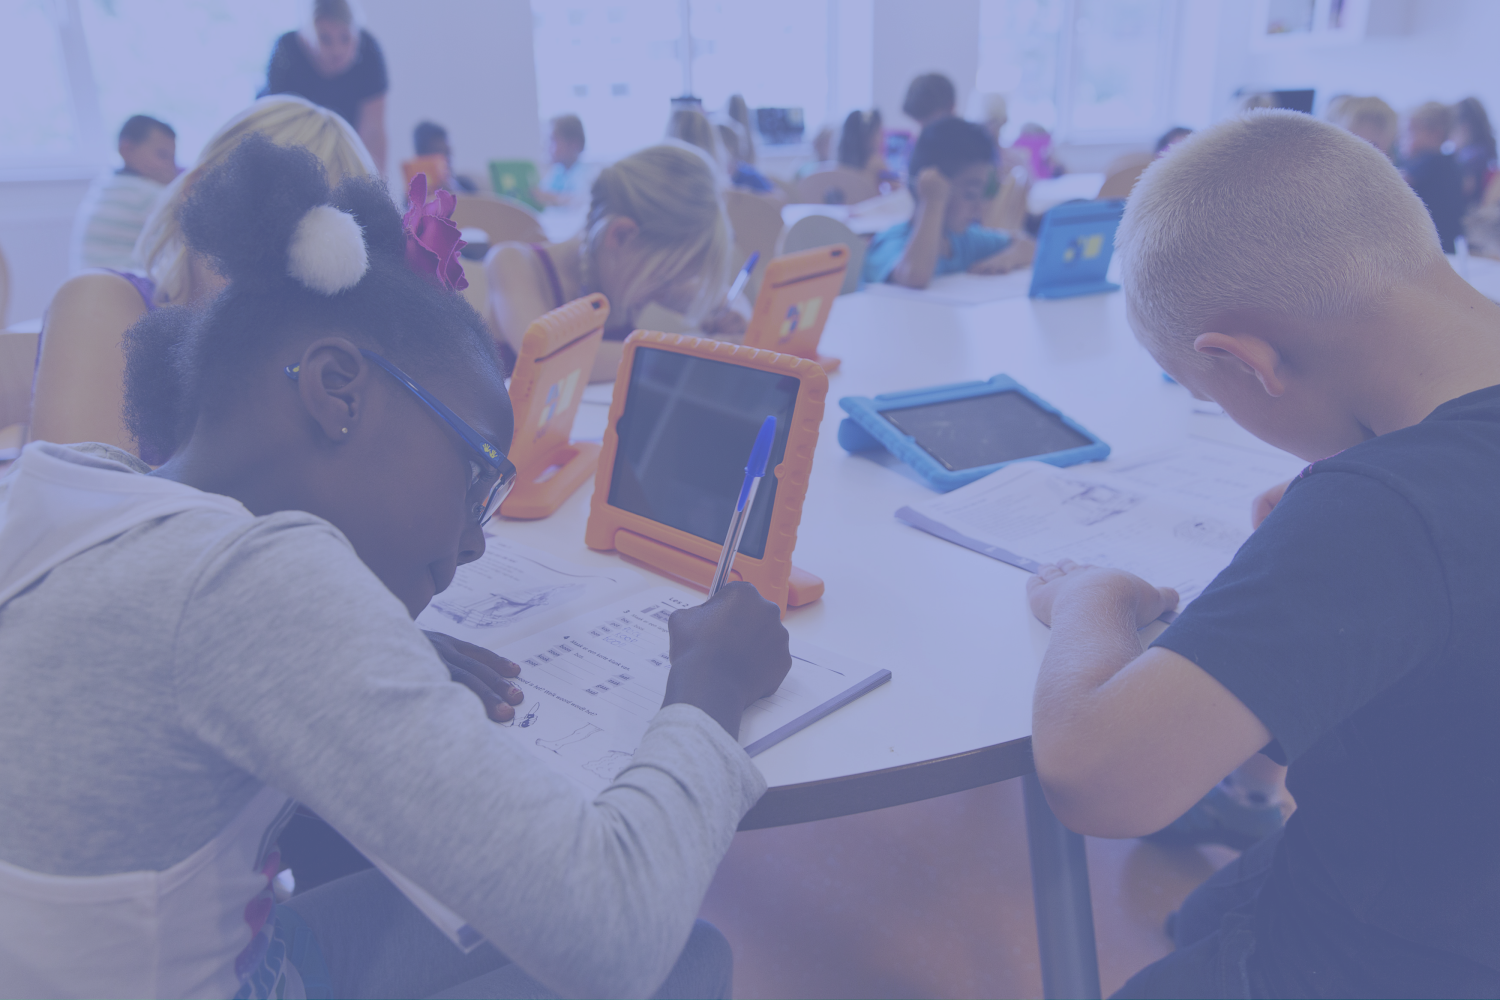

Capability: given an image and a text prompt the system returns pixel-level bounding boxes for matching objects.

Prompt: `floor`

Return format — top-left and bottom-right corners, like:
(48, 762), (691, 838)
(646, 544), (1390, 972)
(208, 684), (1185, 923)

(700, 777), (1236, 1000)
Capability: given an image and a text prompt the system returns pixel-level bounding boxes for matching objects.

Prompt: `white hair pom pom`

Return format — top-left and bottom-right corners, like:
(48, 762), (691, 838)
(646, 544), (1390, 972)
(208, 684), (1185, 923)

(287, 205), (369, 295)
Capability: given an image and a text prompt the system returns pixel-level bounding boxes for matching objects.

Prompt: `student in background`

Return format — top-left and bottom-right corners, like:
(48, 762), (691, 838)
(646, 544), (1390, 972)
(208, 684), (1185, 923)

(485, 143), (738, 382)
(536, 113), (590, 207)
(1011, 123), (1062, 180)
(726, 94), (757, 167)
(1154, 126), (1192, 156)
(412, 121), (479, 194)
(263, 0), (388, 174)
(1450, 96), (1496, 207)
(1401, 101), (1464, 253)
(31, 95), (375, 460)
(837, 109), (888, 188)
(666, 109), (723, 172)
(1030, 110), (1499, 998)
(69, 115), (179, 274)
(2, 135), (790, 1000)
(796, 125), (838, 178)
(1327, 95), (1397, 160)
(902, 72), (957, 129)
(717, 121), (775, 195)
(863, 117), (1034, 289)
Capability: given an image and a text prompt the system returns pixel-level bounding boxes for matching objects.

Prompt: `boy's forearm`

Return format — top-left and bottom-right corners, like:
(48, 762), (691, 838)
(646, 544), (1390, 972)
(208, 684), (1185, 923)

(1031, 587), (1147, 797)
(891, 199), (946, 288)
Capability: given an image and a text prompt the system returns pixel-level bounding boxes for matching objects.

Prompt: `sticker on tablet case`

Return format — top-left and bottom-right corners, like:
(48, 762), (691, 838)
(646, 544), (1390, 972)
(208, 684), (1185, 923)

(1063, 233), (1105, 263)
(536, 369), (582, 439)
(779, 297), (823, 340)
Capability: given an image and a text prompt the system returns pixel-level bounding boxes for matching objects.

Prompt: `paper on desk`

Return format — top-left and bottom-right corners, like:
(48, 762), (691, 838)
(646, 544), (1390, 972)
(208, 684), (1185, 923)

(897, 438), (1307, 616)
(496, 586), (890, 793)
(862, 269), (1034, 307)
(415, 535), (644, 648)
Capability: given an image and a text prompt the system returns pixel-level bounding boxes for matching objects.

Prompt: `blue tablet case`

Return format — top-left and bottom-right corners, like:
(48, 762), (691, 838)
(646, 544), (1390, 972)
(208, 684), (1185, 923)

(1028, 198), (1126, 299)
(838, 375), (1110, 492)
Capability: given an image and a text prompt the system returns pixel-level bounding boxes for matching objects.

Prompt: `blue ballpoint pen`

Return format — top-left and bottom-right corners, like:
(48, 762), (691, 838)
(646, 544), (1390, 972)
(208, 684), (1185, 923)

(726, 252), (759, 304)
(709, 415), (777, 597)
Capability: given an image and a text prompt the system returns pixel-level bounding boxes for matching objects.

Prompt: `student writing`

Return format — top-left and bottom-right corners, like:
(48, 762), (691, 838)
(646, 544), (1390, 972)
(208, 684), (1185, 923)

(485, 143), (738, 383)
(1025, 111), (1499, 999)
(0, 136), (791, 1000)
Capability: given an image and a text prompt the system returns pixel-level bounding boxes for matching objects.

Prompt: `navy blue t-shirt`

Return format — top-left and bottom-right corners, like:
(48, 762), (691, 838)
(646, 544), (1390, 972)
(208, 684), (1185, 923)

(1404, 149), (1464, 254)
(263, 29), (387, 129)
(1154, 386), (1500, 998)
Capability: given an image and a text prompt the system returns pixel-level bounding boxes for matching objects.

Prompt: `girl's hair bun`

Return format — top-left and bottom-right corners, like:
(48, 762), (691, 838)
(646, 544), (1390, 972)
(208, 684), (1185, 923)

(286, 204), (368, 294)
(179, 133), (358, 291)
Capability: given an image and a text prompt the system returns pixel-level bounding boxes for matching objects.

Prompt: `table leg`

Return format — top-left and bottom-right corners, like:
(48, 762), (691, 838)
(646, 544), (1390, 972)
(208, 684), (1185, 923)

(1023, 772), (1102, 1000)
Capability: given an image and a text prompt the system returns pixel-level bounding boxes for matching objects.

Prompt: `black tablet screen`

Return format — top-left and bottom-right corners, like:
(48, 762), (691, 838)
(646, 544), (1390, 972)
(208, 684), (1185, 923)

(880, 391), (1092, 471)
(607, 347), (800, 559)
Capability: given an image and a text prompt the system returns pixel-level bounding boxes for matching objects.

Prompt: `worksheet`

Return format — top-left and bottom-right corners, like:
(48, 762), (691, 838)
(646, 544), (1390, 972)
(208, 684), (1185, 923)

(415, 536), (643, 649)
(863, 269), (1034, 307)
(897, 437), (1307, 615)
(497, 587), (890, 793)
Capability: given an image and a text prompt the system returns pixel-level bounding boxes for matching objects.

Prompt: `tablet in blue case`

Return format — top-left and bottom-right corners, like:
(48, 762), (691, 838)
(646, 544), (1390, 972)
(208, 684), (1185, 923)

(1028, 199), (1126, 299)
(838, 375), (1110, 492)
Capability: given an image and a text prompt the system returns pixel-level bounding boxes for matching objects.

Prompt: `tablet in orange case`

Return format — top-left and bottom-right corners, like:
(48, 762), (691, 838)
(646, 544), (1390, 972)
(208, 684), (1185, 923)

(498, 293), (608, 519)
(584, 331), (827, 614)
(741, 244), (849, 373)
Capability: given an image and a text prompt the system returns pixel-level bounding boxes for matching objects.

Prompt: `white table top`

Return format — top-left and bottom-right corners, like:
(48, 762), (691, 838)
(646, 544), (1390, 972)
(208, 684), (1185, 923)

(1028, 173), (1105, 214)
(496, 277), (1279, 793)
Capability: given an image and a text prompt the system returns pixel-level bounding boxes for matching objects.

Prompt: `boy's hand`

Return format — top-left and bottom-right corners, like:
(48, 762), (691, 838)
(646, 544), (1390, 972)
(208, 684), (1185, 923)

(1026, 559), (1179, 629)
(662, 582), (792, 740)
(914, 166), (951, 204)
(425, 631), (525, 723)
(1250, 479), (1292, 529)
(969, 234), (1037, 275)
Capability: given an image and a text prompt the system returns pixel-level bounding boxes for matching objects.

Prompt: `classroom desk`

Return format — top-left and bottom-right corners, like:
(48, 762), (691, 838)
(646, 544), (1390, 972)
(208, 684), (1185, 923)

(498, 280), (1247, 999)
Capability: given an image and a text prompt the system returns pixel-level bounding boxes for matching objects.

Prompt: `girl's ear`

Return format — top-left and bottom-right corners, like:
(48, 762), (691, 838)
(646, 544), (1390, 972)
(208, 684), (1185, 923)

(294, 338), (374, 443)
(601, 215), (640, 253)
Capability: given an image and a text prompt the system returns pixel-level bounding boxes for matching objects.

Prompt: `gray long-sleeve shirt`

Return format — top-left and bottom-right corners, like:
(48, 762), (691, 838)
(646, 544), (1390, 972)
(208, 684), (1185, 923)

(0, 444), (764, 998)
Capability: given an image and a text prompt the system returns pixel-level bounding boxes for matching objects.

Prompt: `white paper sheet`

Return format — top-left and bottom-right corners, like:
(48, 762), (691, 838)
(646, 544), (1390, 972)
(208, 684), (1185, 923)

(897, 438), (1307, 613)
(415, 536), (644, 648)
(495, 586), (890, 793)
(862, 269), (1035, 307)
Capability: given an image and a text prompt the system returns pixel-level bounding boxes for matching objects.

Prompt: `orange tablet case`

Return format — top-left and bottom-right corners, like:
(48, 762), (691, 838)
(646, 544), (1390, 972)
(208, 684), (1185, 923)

(498, 293), (608, 519)
(742, 244), (849, 374)
(584, 331), (828, 614)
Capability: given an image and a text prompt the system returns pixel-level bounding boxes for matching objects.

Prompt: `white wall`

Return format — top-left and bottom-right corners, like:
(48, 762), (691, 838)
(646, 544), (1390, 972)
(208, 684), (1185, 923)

(0, 0), (543, 328)
(363, 0), (543, 182)
(871, 0), (980, 135)
(1208, 0), (1500, 122)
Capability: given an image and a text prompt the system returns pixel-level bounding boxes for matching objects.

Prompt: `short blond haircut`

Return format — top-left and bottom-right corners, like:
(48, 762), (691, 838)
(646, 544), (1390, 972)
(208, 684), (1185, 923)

(584, 143), (730, 324)
(1116, 110), (1442, 362)
(1408, 101), (1454, 137)
(137, 95), (376, 303)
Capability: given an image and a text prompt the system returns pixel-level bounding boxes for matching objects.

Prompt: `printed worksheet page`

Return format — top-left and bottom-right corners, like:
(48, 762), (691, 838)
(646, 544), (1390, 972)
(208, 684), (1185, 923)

(495, 586), (888, 793)
(415, 536), (644, 648)
(898, 437), (1306, 610)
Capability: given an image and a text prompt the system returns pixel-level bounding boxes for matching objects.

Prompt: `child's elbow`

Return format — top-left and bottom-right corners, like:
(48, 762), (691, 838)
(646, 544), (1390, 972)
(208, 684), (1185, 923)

(1034, 748), (1178, 839)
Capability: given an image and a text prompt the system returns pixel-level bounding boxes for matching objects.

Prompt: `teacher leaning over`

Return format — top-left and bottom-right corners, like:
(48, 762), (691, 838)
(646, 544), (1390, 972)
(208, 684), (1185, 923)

(262, 0), (388, 175)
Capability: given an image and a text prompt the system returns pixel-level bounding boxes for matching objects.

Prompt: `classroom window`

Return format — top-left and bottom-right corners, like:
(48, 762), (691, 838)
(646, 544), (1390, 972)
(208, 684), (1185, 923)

(531, 0), (874, 163)
(79, 0), (304, 166)
(0, 0), (86, 171)
(977, 0), (1178, 144)
(1, 0), (302, 175)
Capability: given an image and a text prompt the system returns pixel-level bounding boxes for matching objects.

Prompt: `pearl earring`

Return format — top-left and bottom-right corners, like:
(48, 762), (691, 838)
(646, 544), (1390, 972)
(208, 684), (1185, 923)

(341, 427), (348, 435)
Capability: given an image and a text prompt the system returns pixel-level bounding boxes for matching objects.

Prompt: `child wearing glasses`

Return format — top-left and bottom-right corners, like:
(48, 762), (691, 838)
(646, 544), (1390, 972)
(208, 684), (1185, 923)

(0, 137), (790, 1000)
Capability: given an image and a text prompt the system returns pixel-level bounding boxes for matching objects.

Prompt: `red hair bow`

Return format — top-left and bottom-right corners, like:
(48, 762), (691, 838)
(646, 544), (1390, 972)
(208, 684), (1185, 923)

(402, 173), (468, 292)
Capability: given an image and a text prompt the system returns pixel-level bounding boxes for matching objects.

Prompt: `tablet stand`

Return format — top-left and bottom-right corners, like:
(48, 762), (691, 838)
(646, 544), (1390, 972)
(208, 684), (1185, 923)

(499, 294), (609, 520)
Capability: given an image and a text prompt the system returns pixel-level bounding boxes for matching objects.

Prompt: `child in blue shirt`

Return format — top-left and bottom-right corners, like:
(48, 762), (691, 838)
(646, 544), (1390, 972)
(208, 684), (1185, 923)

(864, 117), (1034, 288)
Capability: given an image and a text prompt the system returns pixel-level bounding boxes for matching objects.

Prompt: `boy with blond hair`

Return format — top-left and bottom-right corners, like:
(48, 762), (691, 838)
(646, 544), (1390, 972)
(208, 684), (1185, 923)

(1026, 110), (1498, 996)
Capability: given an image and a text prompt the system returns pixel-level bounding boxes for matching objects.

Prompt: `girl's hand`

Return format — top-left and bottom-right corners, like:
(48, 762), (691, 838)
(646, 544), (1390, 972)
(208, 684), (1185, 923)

(424, 631), (524, 722)
(1026, 559), (1179, 629)
(914, 166), (951, 204)
(1250, 479), (1292, 529)
(700, 304), (748, 341)
(969, 234), (1036, 274)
